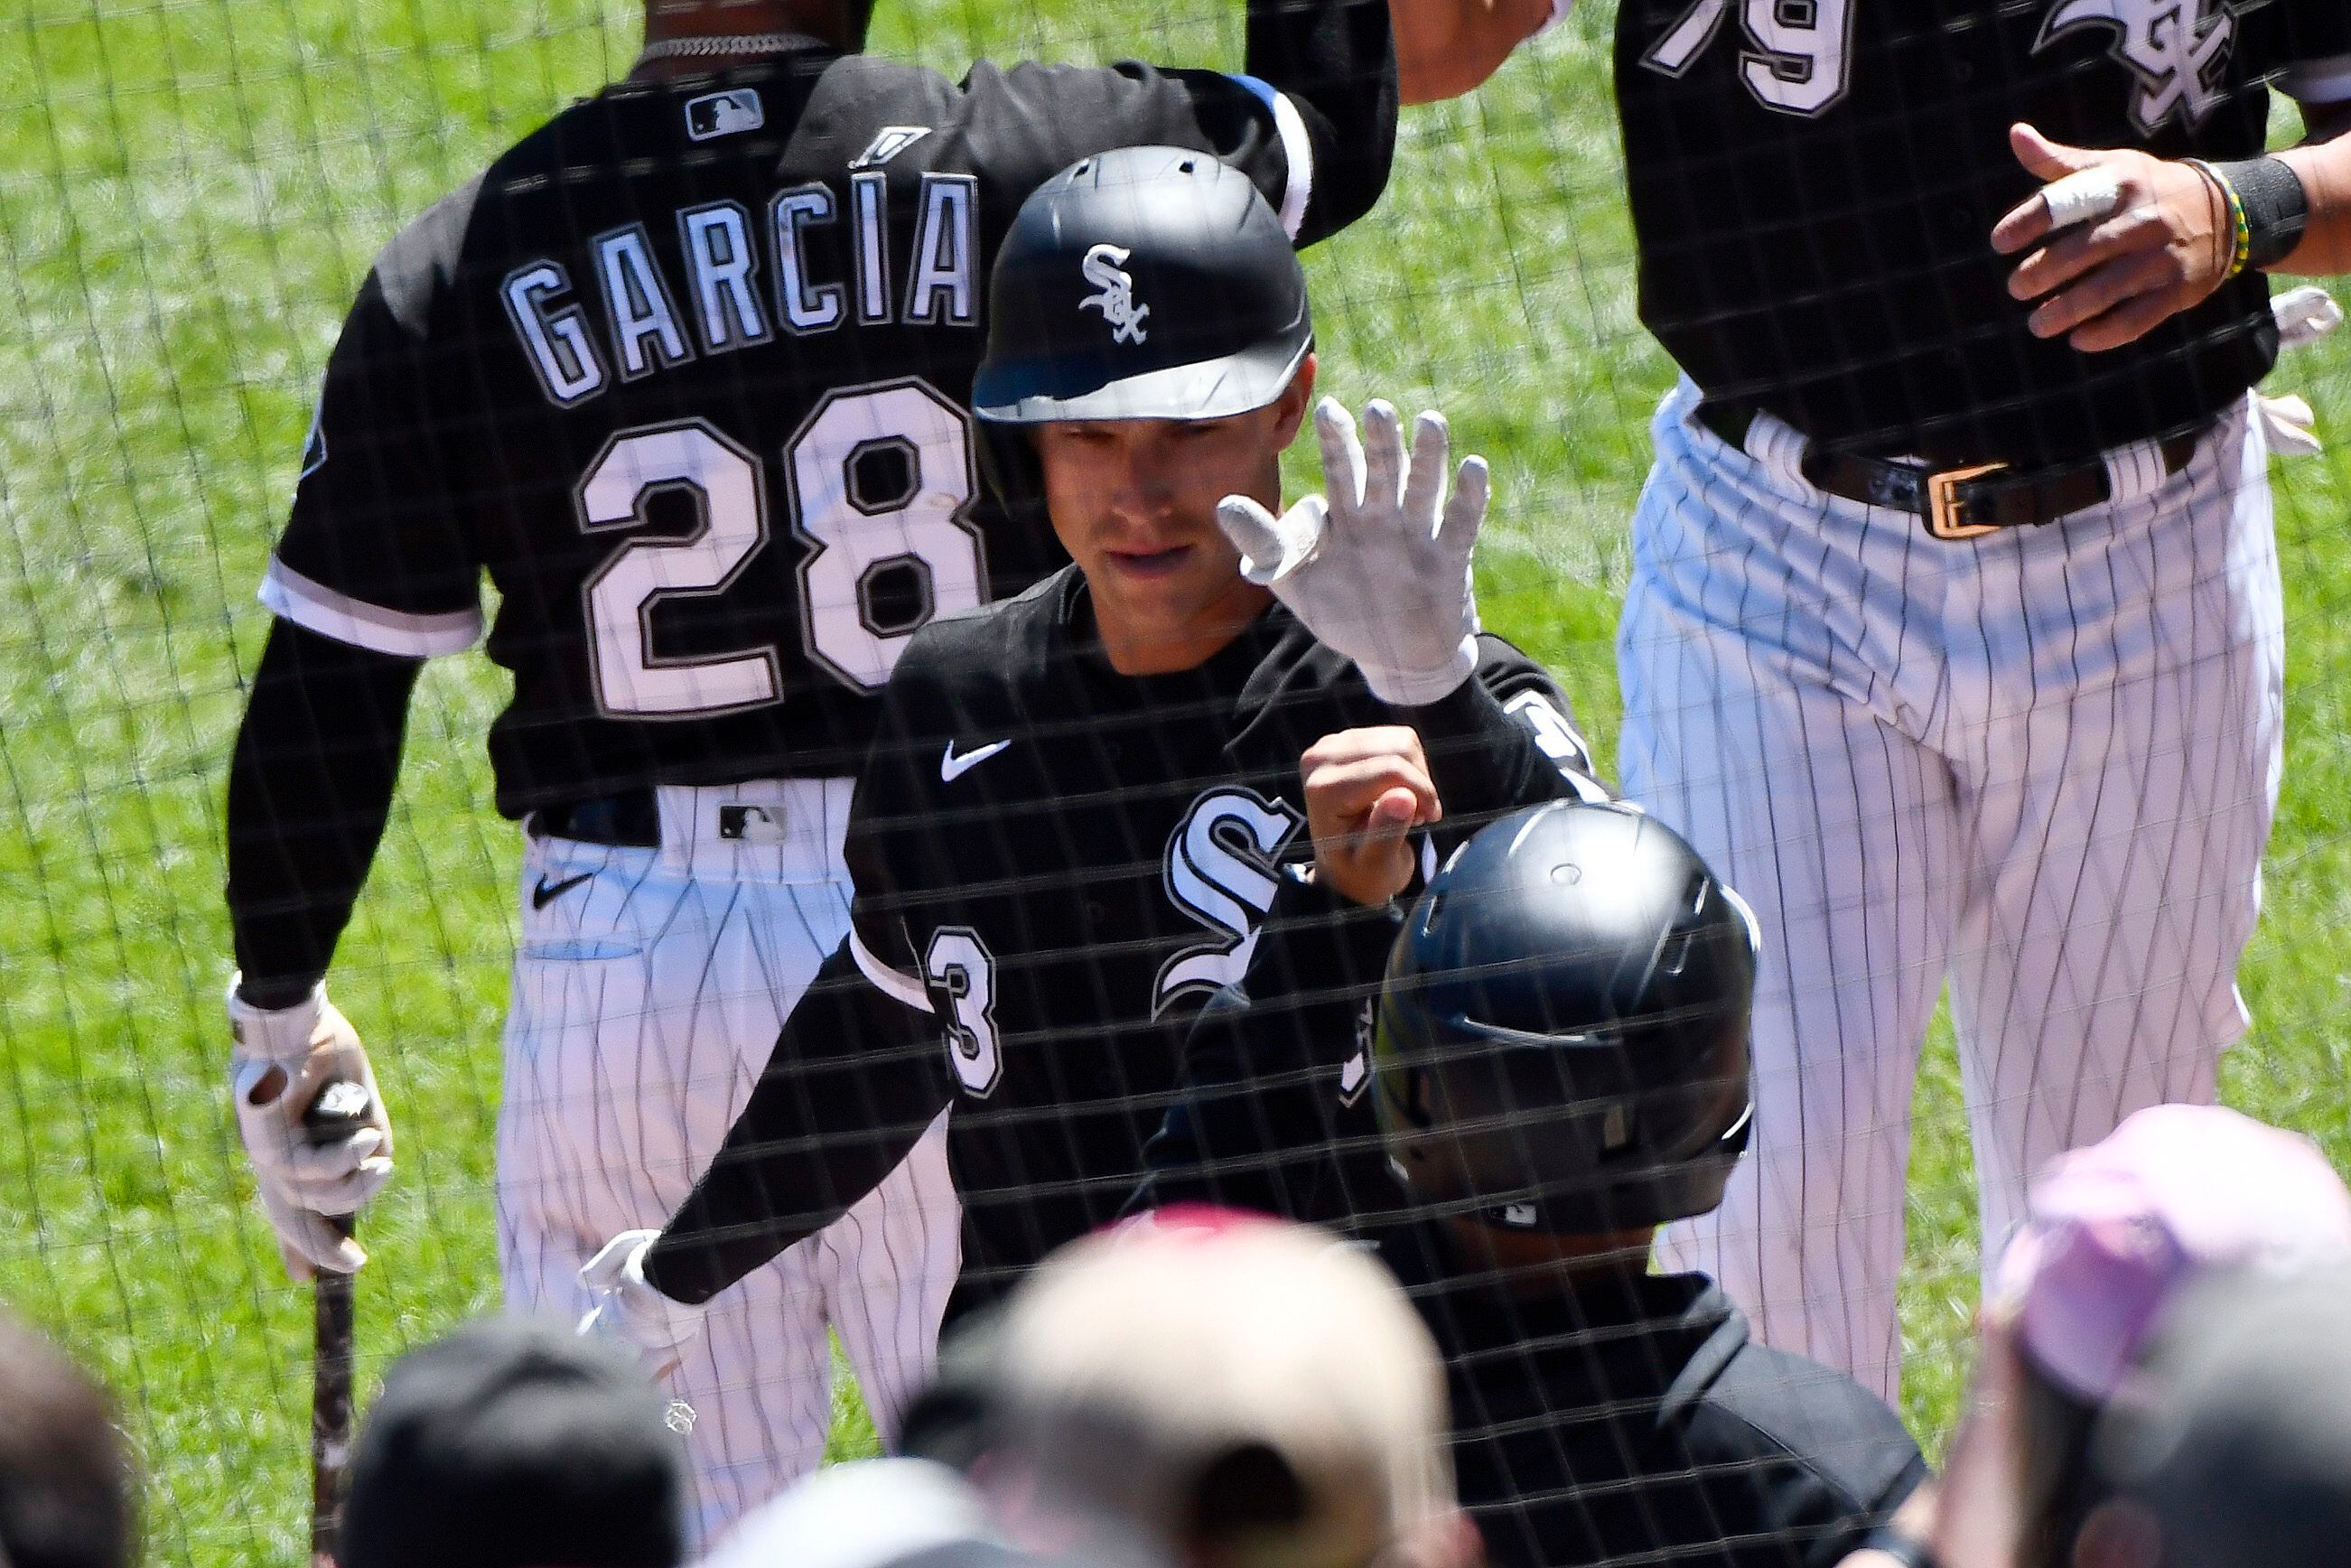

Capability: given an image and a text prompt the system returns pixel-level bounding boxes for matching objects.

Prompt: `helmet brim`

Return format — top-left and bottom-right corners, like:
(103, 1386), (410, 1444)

(972, 329), (1311, 425)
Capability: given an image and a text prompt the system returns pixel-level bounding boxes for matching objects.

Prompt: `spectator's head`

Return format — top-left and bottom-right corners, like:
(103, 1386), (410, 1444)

(2080, 1265), (2351, 1568)
(960, 1209), (1472, 1568)
(973, 147), (1314, 675)
(704, 1458), (1033, 1568)
(0, 1310), (135, 1568)
(1369, 802), (1758, 1280)
(1942, 1106), (2351, 1568)
(341, 1317), (689, 1568)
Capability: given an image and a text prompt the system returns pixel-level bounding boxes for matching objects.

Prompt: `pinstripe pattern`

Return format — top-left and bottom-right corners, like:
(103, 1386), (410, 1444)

(1621, 379), (2284, 1402)
(494, 801), (959, 1545)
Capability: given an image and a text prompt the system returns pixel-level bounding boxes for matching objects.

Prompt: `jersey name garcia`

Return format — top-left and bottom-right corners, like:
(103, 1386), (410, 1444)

(263, 53), (1312, 816)
(1613, 0), (2351, 465)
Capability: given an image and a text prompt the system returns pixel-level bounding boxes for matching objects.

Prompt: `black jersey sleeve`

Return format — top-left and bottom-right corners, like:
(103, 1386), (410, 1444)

(224, 620), (424, 1005)
(964, 0), (1395, 247)
(1689, 1342), (1930, 1568)
(643, 933), (954, 1304)
(1139, 643), (1606, 1224)
(644, 665), (961, 1305)
(263, 191), (487, 658)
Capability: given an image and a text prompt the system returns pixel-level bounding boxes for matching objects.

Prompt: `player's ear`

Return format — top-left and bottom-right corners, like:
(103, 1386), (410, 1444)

(1270, 354), (1318, 450)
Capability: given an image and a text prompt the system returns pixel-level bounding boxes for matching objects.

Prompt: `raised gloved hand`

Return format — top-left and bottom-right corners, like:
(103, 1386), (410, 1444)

(578, 1229), (708, 1382)
(228, 975), (394, 1280)
(1215, 397), (1487, 707)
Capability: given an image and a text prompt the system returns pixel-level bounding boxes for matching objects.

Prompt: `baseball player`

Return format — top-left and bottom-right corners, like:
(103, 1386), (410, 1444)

(1392, 0), (2351, 1398)
(220, 0), (1397, 1535)
(1367, 802), (1928, 1567)
(576, 148), (1600, 1358)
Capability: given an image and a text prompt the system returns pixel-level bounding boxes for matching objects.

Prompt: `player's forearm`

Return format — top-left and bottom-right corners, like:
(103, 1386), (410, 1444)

(224, 619), (421, 1006)
(1404, 658), (1602, 825)
(1244, 0), (1397, 240)
(643, 944), (950, 1304)
(1390, 0), (1555, 106)
(2272, 113), (2351, 275)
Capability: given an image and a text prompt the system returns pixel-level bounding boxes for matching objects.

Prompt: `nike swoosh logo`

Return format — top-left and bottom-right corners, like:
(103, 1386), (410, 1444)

(532, 872), (593, 910)
(940, 738), (1012, 782)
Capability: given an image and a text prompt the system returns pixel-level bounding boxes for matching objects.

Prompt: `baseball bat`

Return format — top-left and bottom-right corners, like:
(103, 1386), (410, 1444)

(303, 1079), (373, 1568)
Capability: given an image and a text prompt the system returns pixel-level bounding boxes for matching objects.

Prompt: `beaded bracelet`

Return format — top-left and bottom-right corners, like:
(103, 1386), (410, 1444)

(2185, 158), (2254, 280)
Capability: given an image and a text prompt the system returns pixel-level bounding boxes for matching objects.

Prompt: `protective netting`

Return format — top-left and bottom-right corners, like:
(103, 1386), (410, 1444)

(5, 1), (2348, 1563)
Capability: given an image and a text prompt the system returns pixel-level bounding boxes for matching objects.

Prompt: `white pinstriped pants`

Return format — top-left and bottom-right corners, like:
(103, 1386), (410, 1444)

(494, 779), (959, 1546)
(1625, 381), (2284, 1403)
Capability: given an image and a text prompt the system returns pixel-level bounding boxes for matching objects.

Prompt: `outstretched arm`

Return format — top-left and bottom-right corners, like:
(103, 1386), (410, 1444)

(642, 934), (955, 1305)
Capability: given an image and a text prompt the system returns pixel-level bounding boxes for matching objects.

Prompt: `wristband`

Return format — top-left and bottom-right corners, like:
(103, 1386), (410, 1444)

(2213, 155), (2311, 269)
(2185, 159), (2253, 279)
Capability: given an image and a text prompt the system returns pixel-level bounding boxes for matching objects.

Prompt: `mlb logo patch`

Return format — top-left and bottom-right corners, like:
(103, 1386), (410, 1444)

(685, 89), (763, 142)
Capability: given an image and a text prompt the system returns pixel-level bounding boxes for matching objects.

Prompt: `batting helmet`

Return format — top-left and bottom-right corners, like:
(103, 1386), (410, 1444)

(1372, 801), (1758, 1236)
(971, 145), (1311, 425)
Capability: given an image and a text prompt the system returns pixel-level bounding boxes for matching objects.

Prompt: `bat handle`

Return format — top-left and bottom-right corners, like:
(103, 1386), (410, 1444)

(303, 1082), (370, 1567)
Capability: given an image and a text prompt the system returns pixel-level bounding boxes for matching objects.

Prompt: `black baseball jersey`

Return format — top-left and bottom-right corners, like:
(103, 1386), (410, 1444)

(1379, 1222), (1927, 1568)
(1617, 0), (2351, 465)
(645, 568), (1597, 1312)
(263, 14), (1394, 817)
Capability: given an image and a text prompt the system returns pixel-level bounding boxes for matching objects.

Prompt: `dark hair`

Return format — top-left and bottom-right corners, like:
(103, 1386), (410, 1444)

(0, 1311), (136, 1568)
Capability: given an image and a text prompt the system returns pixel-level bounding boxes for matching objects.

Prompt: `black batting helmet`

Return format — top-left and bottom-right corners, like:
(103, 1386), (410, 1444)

(1372, 801), (1758, 1236)
(971, 145), (1311, 425)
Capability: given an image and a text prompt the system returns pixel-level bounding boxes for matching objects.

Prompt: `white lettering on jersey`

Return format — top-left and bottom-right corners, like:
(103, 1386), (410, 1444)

(2036, 0), (2236, 135)
(678, 201), (772, 354)
(684, 88), (764, 141)
(925, 927), (1003, 1096)
(501, 261), (610, 406)
(851, 171), (892, 325)
(852, 126), (934, 168)
(1643, 0), (1853, 117)
(905, 174), (979, 326)
(592, 223), (695, 380)
(1079, 244), (1152, 345)
(770, 184), (847, 335)
(1155, 787), (1306, 1015)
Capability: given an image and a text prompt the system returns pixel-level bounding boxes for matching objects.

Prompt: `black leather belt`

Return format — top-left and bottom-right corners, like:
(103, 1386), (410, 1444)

(1695, 402), (2205, 540)
(530, 789), (660, 847)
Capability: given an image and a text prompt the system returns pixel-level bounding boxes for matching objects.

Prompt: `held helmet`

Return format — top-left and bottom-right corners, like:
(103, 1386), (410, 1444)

(972, 145), (1311, 425)
(1373, 801), (1759, 1236)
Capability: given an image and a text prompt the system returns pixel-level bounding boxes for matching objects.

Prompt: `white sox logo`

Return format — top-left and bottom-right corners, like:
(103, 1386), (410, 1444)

(1155, 787), (1305, 1014)
(2036, 0), (2239, 135)
(1079, 243), (1152, 345)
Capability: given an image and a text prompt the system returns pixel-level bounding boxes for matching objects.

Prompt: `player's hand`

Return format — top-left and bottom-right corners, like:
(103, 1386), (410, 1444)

(1302, 725), (1441, 907)
(1217, 397), (1487, 708)
(227, 976), (393, 1281)
(1992, 122), (2232, 353)
(578, 1230), (708, 1382)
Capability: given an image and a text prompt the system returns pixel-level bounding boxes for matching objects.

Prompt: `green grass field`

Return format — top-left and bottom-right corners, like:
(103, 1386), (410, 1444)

(5, 2), (2350, 1561)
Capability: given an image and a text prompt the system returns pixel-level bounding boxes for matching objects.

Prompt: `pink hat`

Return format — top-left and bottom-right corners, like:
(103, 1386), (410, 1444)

(1991, 1104), (2351, 1402)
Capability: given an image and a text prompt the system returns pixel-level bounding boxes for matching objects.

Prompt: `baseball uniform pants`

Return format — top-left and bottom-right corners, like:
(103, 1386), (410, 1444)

(1625, 379), (2284, 1403)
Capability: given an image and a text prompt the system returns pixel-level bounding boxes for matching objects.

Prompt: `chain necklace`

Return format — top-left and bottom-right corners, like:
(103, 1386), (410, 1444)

(635, 32), (825, 62)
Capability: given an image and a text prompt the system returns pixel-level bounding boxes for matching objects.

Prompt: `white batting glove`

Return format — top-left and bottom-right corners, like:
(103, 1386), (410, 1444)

(578, 1229), (708, 1382)
(227, 975), (393, 1281)
(1216, 397), (1487, 707)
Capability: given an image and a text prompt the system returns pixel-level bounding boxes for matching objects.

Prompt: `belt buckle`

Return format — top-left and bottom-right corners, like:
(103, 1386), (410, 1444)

(1923, 462), (2008, 541)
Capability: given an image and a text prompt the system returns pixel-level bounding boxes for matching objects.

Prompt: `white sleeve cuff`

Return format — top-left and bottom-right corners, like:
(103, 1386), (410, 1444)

(1227, 75), (1316, 240)
(260, 558), (482, 658)
(2283, 53), (2351, 106)
(1532, 0), (1575, 39)
(851, 929), (934, 1012)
